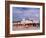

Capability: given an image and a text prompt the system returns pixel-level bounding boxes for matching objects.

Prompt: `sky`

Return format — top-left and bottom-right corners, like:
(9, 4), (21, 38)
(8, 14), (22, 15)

(12, 7), (40, 21)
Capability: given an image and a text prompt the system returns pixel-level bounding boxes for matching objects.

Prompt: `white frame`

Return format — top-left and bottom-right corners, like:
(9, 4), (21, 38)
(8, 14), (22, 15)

(10, 4), (43, 34)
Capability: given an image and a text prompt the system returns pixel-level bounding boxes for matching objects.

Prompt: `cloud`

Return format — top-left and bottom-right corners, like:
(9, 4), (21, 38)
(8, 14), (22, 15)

(13, 7), (40, 21)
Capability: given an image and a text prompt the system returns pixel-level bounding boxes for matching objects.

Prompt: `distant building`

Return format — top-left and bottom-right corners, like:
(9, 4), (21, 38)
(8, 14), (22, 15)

(13, 18), (39, 25)
(21, 19), (33, 24)
(33, 20), (39, 23)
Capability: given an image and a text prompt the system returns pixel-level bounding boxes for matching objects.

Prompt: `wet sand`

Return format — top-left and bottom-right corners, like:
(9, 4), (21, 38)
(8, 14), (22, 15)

(12, 23), (40, 31)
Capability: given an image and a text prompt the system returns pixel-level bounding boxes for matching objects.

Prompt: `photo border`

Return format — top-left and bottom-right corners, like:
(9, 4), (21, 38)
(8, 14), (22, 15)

(10, 4), (42, 34)
(5, 1), (45, 37)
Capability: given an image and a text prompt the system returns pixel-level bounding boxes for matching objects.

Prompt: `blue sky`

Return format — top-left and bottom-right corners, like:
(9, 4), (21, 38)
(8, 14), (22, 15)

(12, 7), (40, 21)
